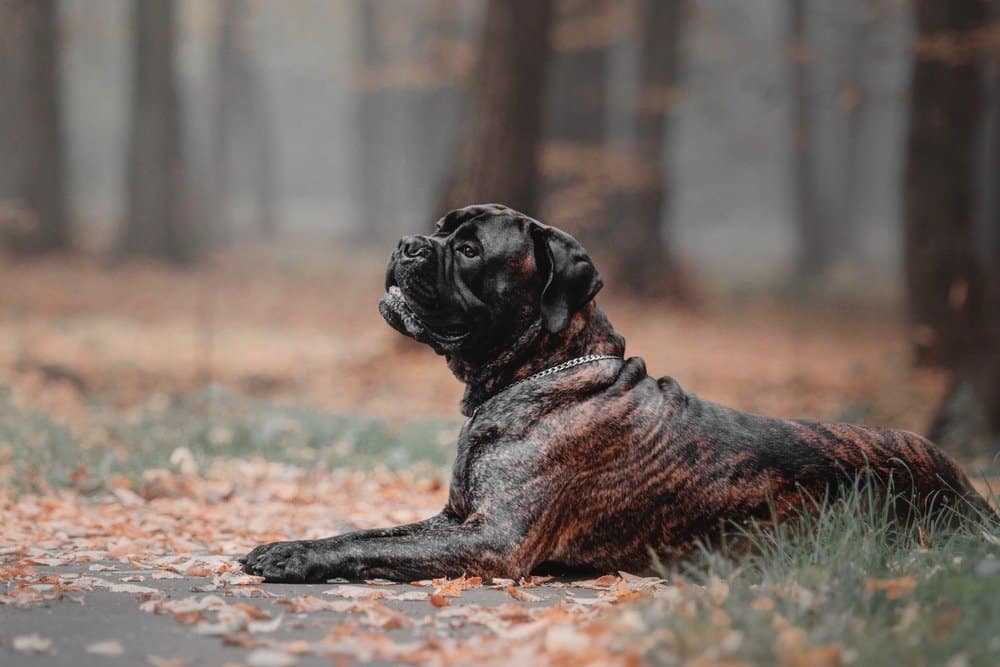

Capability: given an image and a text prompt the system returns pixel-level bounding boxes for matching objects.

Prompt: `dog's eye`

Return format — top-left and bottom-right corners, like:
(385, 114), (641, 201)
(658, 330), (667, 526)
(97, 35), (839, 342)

(458, 244), (479, 259)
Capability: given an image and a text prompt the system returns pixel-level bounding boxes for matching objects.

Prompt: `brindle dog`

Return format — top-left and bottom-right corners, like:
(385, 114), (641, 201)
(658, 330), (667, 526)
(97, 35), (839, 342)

(241, 203), (993, 582)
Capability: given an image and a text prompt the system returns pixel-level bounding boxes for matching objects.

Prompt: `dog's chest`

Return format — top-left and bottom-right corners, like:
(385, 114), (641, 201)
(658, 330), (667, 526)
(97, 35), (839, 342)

(446, 409), (542, 518)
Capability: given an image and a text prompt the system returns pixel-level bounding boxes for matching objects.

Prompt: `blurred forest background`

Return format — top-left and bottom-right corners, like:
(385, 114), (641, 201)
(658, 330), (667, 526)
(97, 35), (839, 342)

(0, 0), (998, 467)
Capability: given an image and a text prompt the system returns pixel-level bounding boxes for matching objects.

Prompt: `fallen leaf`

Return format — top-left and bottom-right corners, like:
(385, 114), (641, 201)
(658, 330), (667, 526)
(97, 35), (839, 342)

(91, 577), (162, 595)
(865, 577), (917, 600)
(363, 578), (398, 586)
(173, 610), (206, 626)
(433, 574), (482, 597)
(248, 613), (284, 634)
(387, 590), (428, 602)
(507, 585), (543, 602)
(284, 640), (312, 655)
(429, 593), (449, 607)
(323, 585), (387, 600)
(613, 579), (647, 603)
(362, 603), (410, 629)
(12, 633), (53, 654)
(88, 563), (116, 572)
(85, 639), (125, 655)
(277, 595), (354, 614)
(246, 648), (298, 666)
(575, 574), (619, 589)
(233, 602), (271, 620)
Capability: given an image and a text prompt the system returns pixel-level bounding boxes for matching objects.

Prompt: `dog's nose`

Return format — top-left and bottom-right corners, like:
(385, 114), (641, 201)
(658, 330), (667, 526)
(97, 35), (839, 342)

(399, 235), (432, 259)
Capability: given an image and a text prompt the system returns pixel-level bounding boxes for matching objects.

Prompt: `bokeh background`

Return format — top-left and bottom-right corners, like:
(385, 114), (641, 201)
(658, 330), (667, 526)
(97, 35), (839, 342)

(1, 0), (998, 485)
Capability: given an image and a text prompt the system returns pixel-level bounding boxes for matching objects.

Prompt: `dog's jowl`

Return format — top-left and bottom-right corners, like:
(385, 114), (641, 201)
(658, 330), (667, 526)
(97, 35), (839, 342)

(241, 204), (994, 582)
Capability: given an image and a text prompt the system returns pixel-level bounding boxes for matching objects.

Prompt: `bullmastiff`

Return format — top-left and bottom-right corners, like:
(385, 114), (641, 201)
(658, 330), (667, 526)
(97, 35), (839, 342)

(241, 204), (992, 582)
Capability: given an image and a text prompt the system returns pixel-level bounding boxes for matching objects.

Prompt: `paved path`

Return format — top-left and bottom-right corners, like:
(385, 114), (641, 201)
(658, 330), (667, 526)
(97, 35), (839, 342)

(1, 560), (603, 666)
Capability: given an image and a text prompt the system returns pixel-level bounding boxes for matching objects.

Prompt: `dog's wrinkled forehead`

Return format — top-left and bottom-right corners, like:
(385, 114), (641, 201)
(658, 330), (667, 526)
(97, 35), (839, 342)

(433, 203), (517, 237)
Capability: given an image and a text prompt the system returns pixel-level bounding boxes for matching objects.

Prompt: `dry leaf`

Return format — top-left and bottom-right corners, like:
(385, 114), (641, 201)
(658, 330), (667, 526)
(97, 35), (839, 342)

(323, 585), (387, 600)
(432, 574), (482, 597)
(248, 613), (284, 634)
(85, 639), (125, 655)
(387, 590), (429, 602)
(507, 585), (543, 603)
(245, 648), (298, 666)
(575, 575), (619, 590)
(865, 577), (917, 600)
(277, 595), (354, 614)
(232, 602), (270, 621)
(12, 633), (53, 654)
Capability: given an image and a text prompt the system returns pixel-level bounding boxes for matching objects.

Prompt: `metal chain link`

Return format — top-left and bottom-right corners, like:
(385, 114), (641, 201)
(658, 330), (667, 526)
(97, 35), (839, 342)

(471, 354), (622, 418)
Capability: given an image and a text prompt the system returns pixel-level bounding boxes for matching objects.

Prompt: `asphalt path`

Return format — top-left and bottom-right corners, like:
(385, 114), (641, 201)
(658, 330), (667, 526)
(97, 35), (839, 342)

(1, 560), (597, 666)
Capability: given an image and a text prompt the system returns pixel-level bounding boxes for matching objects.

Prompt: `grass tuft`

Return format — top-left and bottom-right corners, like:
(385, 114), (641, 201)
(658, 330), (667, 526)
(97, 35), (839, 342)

(641, 476), (1000, 665)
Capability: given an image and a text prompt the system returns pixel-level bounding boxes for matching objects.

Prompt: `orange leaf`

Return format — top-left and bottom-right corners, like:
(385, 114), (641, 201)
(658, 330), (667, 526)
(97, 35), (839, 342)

(864, 577), (917, 600)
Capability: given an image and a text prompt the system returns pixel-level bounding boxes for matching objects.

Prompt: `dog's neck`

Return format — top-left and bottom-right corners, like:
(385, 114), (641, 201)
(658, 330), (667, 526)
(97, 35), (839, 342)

(447, 301), (626, 416)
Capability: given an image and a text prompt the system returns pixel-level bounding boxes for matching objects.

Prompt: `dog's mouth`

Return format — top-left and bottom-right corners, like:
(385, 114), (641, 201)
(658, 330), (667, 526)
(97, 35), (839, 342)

(378, 286), (469, 353)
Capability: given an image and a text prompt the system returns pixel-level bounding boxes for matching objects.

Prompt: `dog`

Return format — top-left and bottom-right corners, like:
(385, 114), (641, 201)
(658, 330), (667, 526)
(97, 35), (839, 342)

(241, 203), (992, 582)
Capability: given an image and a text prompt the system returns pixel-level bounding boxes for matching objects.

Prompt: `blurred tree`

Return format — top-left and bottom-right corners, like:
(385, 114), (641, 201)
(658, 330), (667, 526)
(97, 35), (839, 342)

(0, 0), (69, 254)
(357, 0), (474, 243)
(540, 0), (614, 240)
(905, 0), (998, 449)
(439, 0), (556, 216)
(839, 1), (875, 257)
(118, 0), (194, 263)
(357, 0), (388, 244)
(788, 0), (836, 281)
(210, 0), (277, 242)
(607, 0), (686, 298)
(903, 0), (986, 368)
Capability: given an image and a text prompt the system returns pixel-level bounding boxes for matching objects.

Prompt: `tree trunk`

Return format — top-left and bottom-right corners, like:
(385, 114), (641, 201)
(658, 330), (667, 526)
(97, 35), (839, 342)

(356, 1), (471, 244)
(909, 0), (998, 453)
(438, 0), (556, 217)
(210, 0), (277, 243)
(903, 0), (986, 367)
(356, 0), (384, 244)
(788, 0), (837, 280)
(209, 0), (238, 244)
(539, 0), (612, 241)
(839, 0), (874, 253)
(118, 0), (194, 263)
(0, 0), (69, 253)
(608, 0), (686, 298)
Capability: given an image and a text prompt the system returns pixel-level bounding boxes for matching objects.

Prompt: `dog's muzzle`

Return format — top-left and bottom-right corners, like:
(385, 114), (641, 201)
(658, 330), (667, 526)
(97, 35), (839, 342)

(391, 236), (439, 311)
(379, 235), (468, 353)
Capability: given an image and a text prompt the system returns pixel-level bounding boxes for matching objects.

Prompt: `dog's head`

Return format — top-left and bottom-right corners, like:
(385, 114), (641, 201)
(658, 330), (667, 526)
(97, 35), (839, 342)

(379, 204), (603, 362)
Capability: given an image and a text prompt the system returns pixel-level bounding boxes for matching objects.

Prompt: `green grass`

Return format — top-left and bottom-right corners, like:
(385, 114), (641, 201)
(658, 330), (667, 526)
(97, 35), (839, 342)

(0, 385), (459, 493)
(640, 478), (1000, 666)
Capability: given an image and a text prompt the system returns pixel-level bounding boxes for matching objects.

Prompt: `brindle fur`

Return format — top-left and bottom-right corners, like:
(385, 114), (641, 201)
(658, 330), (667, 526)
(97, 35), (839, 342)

(242, 204), (993, 582)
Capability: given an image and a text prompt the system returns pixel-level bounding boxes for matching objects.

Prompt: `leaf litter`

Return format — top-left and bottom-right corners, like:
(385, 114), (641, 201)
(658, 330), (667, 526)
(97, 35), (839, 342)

(0, 460), (686, 664)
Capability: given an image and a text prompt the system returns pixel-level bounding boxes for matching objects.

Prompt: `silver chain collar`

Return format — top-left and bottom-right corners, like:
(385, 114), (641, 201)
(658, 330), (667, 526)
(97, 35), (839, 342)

(470, 354), (622, 419)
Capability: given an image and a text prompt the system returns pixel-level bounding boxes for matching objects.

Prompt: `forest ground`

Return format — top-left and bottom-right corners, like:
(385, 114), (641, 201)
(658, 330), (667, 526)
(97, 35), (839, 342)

(1, 245), (997, 666)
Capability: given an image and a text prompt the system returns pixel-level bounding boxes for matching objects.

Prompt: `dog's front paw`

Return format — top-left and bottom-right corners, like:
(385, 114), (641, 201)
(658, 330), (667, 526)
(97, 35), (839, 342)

(239, 540), (325, 582)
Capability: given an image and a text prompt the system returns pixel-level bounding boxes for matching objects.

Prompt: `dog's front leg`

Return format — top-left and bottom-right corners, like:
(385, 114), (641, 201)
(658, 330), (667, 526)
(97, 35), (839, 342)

(241, 512), (454, 579)
(241, 514), (528, 583)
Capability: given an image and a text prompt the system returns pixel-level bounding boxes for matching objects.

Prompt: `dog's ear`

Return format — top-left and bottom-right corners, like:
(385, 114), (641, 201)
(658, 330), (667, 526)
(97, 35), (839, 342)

(530, 222), (603, 333)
